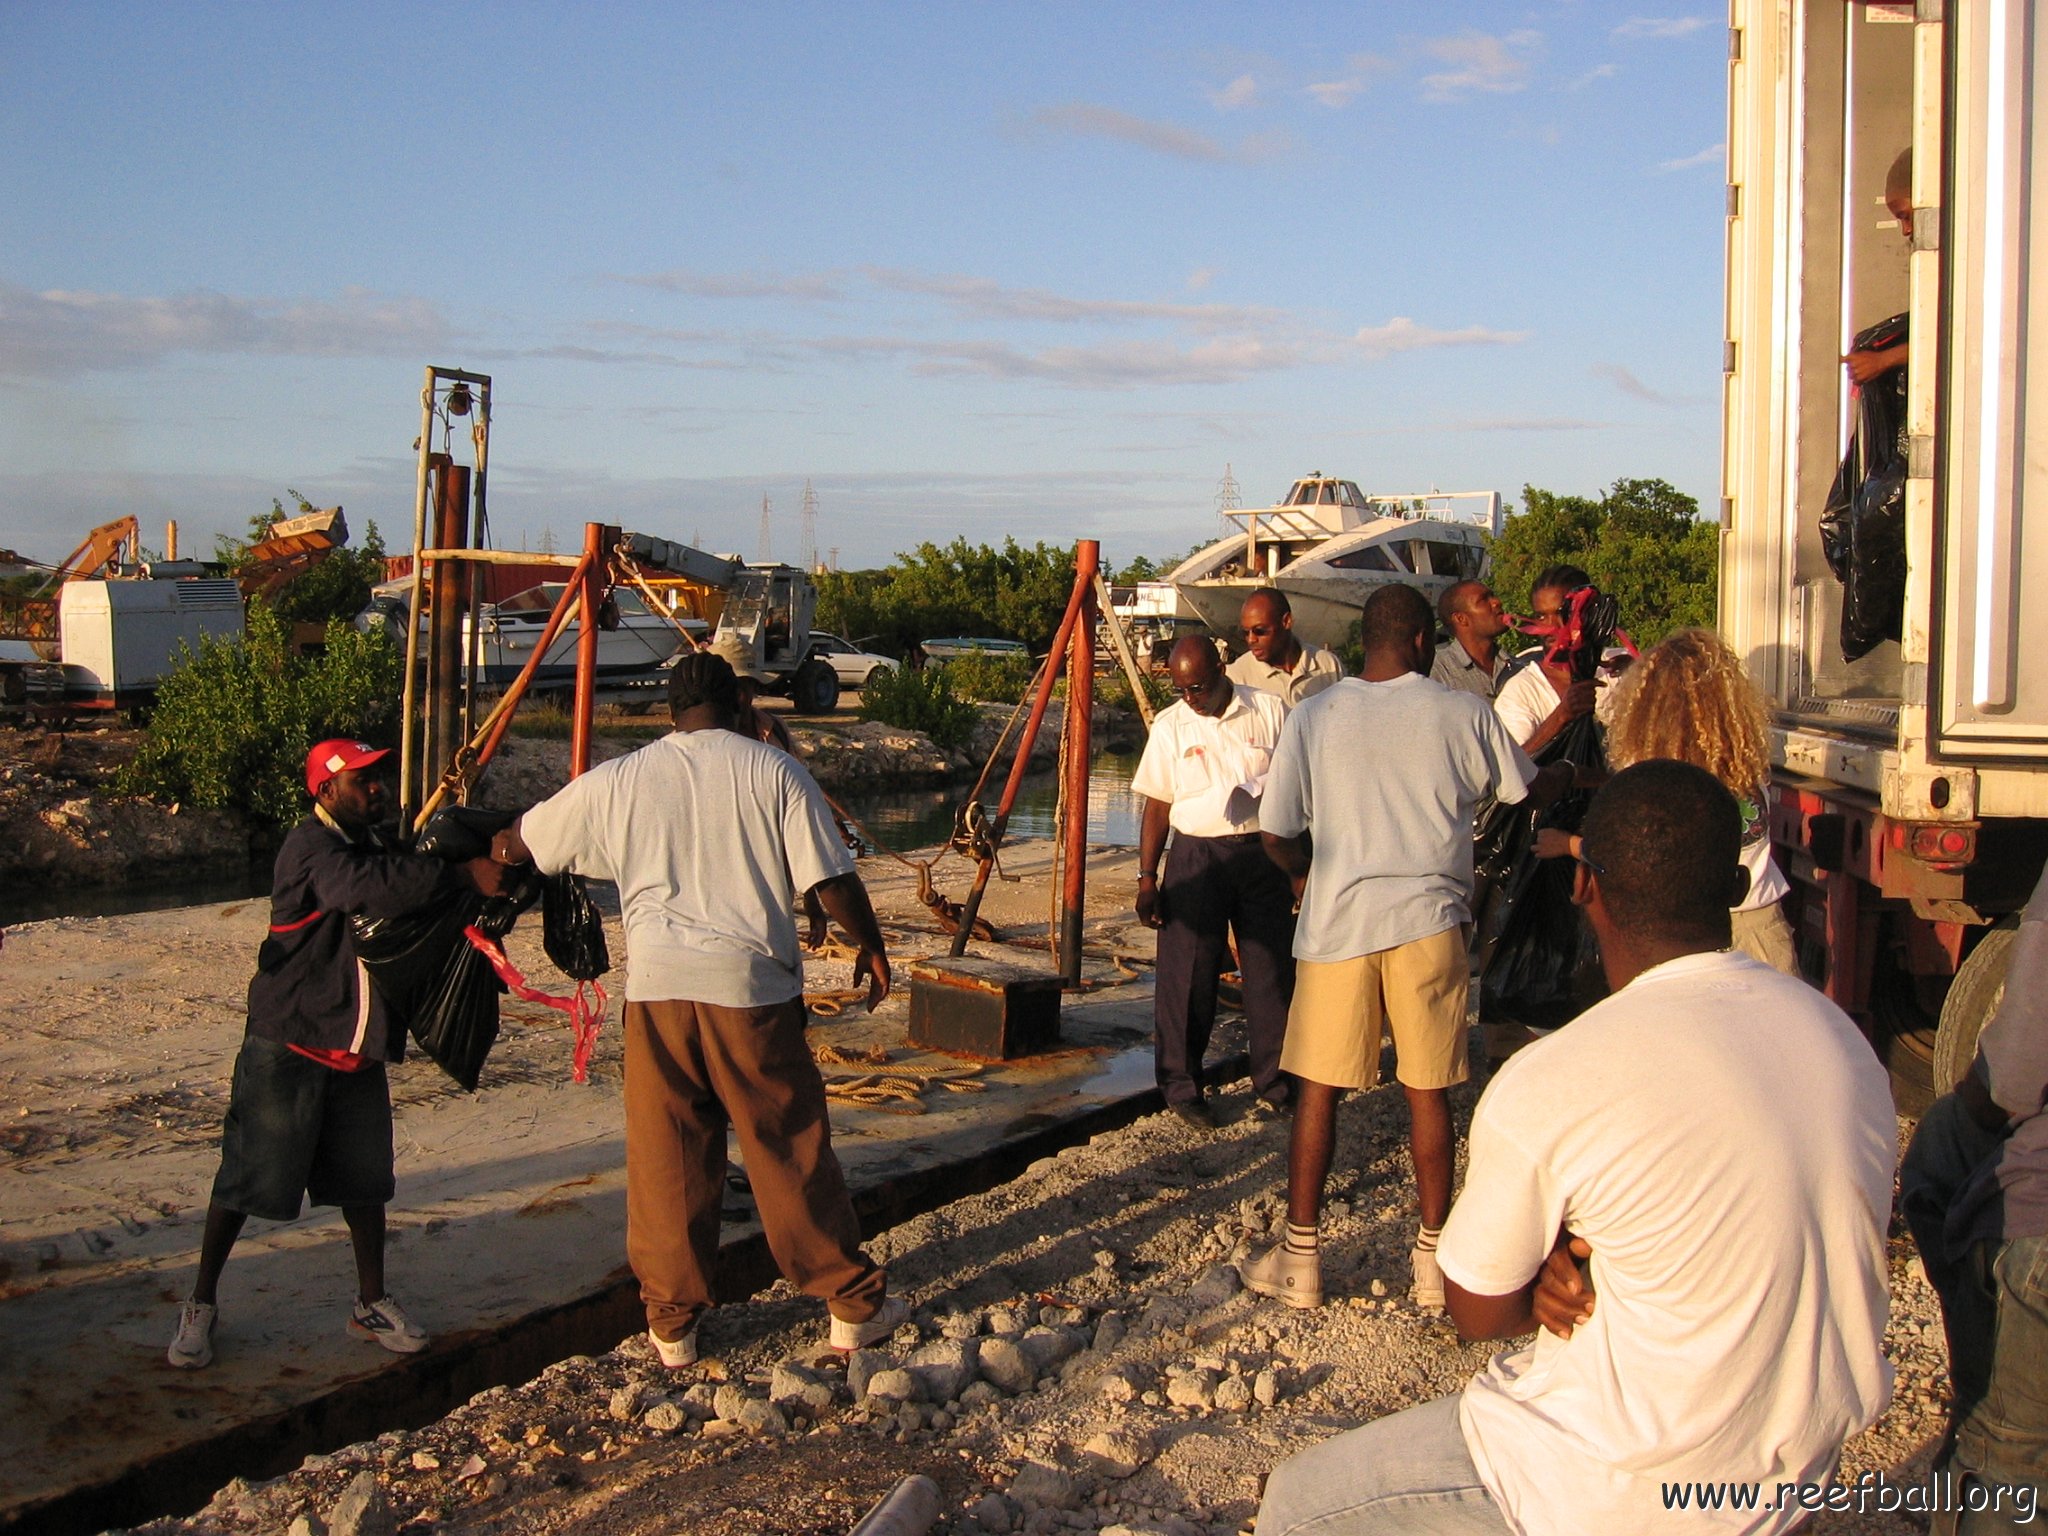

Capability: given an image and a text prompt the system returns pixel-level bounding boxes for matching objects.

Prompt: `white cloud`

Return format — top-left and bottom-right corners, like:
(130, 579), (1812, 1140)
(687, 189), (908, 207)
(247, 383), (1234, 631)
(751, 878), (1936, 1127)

(609, 269), (844, 301)
(1654, 142), (1725, 173)
(1305, 53), (1392, 107)
(1351, 317), (1529, 357)
(1418, 29), (1541, 103)
(1613, 17), (1710, 40)
(861, 269), (1282, 331)
(0, 281), (450, 378)
(1186, 267), (1217, 292)
(1591, 361), (1677, 404)
(1209, 73), (1259, 111)
(1022, 102), (1293, 165)
(1566, 63), (1619, 90)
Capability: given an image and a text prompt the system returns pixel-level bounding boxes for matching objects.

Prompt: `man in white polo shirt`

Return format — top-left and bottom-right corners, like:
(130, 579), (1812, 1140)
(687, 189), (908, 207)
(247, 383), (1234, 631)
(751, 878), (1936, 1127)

(1241, 584), (1551, 1311)
(1132, 635), (1293, 1128)
(1254, 762), (1896, 1536)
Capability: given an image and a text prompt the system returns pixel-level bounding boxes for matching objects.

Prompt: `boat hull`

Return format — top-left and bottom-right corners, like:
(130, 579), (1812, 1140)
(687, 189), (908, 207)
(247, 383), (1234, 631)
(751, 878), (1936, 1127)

(1174, 572), (1458, 651)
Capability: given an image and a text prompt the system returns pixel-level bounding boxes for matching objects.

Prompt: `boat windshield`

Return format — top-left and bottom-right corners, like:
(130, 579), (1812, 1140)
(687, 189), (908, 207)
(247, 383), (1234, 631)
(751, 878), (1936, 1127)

(496, 584), (652, 616)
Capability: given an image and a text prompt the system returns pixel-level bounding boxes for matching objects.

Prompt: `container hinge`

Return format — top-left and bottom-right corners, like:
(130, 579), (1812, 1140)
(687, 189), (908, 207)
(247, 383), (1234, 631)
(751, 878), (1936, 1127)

(1729, 25), (1744, 61)
(1914, 214), (1940, 253)
(1723, 339), (1738, 375)
(1909, 434), (1937, 479)
(1917, 0), (1942, 23)
(1720, 497), (1735, 529)
(1727, 183), (1741, 218)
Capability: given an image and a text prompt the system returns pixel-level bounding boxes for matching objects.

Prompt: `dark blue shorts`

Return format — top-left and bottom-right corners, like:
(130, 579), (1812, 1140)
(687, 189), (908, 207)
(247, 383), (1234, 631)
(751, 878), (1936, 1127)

(209, 1035), (395, 1222)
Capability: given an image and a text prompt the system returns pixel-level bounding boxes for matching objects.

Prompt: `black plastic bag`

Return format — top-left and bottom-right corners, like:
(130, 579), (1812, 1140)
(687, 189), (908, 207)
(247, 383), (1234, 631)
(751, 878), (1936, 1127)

(351, 805), (538, 1091)
(1820, 312), (1909, 661)
(1475, 587), (1615, 1031)
(542, 873), (610, 981)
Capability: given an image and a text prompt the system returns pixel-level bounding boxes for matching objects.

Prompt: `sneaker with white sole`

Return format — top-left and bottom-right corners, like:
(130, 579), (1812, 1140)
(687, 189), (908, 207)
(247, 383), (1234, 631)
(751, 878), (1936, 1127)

(167, 1300), (216, 1369)
(829, 1295), (910, 1352)
(649, 1326), (699, 1370)
(348, 1295), (429, 1354)
(1239, 1242), (1323, 1309)
(1410, 1246), (1446, 1310)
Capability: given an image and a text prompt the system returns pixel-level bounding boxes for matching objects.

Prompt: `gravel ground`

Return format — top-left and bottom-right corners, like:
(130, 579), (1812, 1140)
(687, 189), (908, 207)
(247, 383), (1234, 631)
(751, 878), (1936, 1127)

(120, 1067), (1949, 1536)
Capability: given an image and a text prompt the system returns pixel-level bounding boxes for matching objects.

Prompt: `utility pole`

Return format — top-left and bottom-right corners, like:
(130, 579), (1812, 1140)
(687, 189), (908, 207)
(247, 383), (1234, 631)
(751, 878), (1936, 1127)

(757, 495), (773, 564)
(827, 546), (840, 573)
(799, 479), (819, 572)
(1216, 463), (1241, 533)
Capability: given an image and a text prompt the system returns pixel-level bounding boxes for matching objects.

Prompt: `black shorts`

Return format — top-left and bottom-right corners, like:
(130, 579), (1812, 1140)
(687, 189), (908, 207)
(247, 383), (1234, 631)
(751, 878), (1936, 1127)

(210, 1035), (396, 1221)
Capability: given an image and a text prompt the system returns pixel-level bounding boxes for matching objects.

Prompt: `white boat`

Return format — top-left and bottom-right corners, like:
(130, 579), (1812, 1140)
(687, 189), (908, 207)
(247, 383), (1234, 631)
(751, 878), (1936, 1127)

(1167, 475), (1501, 650)
(359, 580), (700, 688)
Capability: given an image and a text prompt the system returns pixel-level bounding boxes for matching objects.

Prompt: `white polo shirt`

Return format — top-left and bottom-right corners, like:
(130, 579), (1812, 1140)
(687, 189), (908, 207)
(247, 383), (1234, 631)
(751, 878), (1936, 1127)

(1129, 684), (1288, 838)
(1440, 950), (1895, 1536)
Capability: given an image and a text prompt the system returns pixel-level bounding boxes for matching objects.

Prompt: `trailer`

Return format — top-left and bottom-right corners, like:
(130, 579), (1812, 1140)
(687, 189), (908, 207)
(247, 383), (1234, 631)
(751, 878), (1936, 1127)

(1722, 0), (2048, 1110)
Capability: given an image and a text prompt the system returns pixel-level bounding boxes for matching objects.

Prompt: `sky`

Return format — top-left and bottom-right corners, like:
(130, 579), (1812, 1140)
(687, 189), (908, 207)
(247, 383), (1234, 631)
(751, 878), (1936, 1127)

(0, 3), (1730, 574)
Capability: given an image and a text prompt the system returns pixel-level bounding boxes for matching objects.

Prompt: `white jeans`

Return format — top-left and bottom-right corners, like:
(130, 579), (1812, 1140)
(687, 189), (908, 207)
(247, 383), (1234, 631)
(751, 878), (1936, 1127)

(1257, 1395), (1512, 1536)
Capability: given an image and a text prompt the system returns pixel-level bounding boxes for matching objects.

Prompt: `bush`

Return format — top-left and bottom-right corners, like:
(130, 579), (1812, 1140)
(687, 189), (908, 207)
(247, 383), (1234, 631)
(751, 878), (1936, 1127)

(1095, 665), (1173, 716)
(858, 663), (981, 749)
(119, 605), (403, 831)
(940, 650), (1038, 704)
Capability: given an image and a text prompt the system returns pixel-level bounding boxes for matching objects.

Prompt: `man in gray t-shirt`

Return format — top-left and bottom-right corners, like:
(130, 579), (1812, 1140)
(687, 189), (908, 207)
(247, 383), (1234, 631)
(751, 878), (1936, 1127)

(1901, 867), (2048, 1525)
(1241, 584), (1560, 1314)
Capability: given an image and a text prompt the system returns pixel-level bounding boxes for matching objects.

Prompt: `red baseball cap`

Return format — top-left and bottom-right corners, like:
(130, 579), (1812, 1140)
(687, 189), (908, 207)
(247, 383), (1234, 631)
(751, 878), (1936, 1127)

(306, 738), (391, 797)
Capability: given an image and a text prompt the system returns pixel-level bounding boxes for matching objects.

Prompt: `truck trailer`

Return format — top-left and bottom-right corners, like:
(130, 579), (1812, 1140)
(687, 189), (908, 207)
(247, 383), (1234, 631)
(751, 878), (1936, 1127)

(1723, 0), (2048, 1110)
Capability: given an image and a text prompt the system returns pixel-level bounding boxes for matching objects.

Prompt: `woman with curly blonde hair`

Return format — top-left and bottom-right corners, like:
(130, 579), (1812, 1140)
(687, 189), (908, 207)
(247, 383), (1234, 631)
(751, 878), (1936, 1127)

(1537, 628), (1798, 973)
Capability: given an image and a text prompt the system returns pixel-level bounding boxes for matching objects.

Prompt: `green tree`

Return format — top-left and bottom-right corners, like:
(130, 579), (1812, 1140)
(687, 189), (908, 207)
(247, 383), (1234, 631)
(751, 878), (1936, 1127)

(813, 538), (1077, 656)
(1112, 555), (1162, 583)
(118, 606), (403, 831)
(1485, 478), (1717, 648)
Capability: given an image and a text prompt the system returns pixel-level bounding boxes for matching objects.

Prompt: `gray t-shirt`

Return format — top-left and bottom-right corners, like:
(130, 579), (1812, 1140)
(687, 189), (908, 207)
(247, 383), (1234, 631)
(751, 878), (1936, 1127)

(1956, 866), (2048, 1246)
(1430, 639), (1515, 700)
(519, 728), (854, 1008)
(1263, 672), (1537, 961)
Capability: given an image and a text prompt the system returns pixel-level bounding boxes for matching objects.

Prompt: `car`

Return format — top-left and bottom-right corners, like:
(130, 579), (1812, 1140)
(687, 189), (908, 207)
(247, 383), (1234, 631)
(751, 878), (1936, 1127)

(807, 631), (899, 689)
(919, 636), (1031, 664)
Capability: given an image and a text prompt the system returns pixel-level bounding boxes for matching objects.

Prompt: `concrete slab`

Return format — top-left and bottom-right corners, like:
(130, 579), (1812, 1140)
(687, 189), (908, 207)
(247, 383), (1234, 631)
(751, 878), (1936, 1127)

(0, 840), (1222, 1533)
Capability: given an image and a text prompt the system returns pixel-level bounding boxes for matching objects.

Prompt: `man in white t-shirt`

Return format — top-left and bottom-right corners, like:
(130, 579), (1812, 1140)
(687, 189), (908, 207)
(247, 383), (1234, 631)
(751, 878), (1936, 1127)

(1131, 635), (1293, 1127)
(1255, 761), (1895, 1536)
(1240, 584), (1554, 1311)
(491, 653), (907, 1369)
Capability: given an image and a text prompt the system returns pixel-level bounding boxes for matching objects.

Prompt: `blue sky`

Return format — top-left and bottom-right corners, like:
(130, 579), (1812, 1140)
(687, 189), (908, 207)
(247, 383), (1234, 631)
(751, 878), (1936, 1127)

(0, 3), (1728, 572)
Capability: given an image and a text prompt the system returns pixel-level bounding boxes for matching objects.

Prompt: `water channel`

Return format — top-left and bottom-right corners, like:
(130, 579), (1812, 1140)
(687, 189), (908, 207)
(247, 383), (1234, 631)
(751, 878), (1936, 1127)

(0, 752), (1146, 927)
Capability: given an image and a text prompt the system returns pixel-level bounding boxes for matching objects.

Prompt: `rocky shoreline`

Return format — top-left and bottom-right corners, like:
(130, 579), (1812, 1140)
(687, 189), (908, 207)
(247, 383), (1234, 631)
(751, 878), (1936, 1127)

(0, 704), (1141, 899)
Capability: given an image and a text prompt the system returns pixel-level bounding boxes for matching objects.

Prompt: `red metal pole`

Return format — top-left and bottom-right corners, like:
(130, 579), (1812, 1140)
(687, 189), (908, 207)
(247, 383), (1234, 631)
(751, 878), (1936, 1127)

(570, 522), (604, 779)
(948, 544), (1094, 959)
(1058, 540), (1099, 984)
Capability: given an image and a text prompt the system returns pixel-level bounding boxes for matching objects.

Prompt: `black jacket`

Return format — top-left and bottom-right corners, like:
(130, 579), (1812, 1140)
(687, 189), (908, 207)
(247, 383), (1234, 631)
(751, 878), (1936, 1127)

(245, 809), (455, 1060)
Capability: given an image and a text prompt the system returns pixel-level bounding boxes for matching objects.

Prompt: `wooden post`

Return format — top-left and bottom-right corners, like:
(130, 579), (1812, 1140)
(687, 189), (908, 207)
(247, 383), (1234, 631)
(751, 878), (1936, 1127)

(1059, 541), (1099, 985)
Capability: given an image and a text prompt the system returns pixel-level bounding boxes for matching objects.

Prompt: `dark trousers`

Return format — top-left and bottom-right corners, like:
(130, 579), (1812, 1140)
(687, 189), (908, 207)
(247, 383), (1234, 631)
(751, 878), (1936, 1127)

(1901, 1095), (2048, 1532)
(624, 997), (886, 1339)
(1153, 832), (1296, 1105)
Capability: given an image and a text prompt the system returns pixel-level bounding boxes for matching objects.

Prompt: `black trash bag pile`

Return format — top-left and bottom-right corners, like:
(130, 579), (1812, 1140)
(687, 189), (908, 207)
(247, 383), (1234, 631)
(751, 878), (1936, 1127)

(1820, 311), (1910, 661)
(542, 872), (610, 982)
(351, 806), (540, 1092)
(1476, 588), (1616, 1033)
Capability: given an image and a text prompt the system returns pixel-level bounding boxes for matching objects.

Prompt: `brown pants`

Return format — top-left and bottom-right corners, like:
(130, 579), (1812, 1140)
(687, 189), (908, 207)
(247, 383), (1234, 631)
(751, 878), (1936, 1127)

(624, 996), (886, 1339)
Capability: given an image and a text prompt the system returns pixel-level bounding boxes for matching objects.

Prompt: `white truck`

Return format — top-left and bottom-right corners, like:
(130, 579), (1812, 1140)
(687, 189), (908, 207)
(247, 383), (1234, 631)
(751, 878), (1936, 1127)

(1722, 0), (2048, 1109)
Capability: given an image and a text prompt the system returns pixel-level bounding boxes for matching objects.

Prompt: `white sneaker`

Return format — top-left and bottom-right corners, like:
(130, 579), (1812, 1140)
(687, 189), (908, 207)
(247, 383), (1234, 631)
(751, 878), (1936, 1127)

(1410, 1246), (1446, 1310)
(168, 1300), (216, 1369)
(649, 1326), (699, 1370)
(1239, 1242), (1323, 1309)
(348, 1295), (429, 1354)
(829, 1295), (911, 1352)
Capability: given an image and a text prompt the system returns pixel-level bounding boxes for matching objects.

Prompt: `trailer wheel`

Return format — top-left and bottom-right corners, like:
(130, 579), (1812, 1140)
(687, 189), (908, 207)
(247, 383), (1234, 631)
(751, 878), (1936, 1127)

(1933, 917), (2021, 1096)
(793, 658), (838, 714)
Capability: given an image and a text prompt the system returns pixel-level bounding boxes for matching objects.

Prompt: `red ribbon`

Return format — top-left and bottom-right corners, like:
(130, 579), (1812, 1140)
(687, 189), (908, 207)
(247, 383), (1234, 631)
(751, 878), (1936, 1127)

(462, 925), (608, 1084)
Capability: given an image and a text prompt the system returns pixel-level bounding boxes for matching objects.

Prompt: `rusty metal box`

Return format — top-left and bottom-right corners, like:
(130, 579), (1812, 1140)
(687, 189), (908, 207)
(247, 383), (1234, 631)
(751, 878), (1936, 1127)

(906, 956), (1063, 1060)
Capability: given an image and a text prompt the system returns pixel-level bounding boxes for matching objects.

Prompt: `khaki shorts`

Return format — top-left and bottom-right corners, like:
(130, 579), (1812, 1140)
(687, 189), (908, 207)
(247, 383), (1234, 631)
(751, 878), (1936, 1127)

(1281, 927), (1470, 1091)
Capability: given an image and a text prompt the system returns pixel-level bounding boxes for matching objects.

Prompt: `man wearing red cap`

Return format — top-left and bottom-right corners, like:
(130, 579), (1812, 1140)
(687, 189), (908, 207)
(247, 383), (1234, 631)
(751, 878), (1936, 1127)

(167, 739), (508, 1369)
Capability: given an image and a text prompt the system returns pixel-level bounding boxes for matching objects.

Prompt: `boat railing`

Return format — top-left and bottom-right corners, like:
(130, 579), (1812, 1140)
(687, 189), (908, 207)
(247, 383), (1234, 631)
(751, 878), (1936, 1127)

(1358, 491), (1503, 536)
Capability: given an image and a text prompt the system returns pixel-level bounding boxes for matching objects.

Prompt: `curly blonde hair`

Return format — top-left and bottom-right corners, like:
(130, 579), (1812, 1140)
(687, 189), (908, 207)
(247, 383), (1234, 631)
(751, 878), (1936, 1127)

(1606, 628), (1771, 795)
